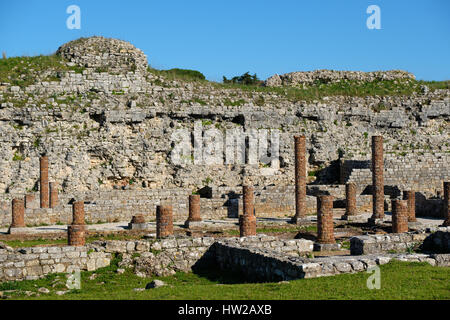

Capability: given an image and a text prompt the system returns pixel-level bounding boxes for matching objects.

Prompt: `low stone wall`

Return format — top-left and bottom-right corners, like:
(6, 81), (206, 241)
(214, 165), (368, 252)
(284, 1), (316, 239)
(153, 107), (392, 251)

(1, 233), (449, 283)
(91, 235), (314, 277)
(0, 245), (111, 282)
(350, 232), (429, 255)
(214, 240), (449, 281)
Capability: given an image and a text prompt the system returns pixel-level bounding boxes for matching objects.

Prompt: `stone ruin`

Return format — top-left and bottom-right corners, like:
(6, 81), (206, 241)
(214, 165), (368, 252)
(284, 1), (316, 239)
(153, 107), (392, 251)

(0, 36), (449, 282)
(56, 36), (148, 73)
(0, 134), (449, 282)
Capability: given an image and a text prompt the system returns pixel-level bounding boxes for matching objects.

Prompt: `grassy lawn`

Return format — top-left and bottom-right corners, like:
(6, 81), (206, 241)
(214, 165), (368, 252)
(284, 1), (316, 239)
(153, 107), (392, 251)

(3, 233), (144, 248)
(224, 225), (317, 236)
(1, 257), (448, 300)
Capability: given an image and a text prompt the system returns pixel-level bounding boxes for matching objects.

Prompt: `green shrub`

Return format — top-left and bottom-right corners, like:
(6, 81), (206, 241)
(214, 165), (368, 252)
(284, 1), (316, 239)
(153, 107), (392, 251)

(148, 67), (205, 82)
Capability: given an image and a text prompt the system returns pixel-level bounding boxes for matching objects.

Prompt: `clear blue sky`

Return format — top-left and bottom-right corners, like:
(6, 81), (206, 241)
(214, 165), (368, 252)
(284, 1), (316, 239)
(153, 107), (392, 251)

(1, 0), (449, 81)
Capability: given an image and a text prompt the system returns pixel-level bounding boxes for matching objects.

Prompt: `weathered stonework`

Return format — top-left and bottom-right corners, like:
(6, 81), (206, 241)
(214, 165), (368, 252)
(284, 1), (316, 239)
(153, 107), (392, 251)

(350, 232), (429, 255)
(0, 246), (111, 281)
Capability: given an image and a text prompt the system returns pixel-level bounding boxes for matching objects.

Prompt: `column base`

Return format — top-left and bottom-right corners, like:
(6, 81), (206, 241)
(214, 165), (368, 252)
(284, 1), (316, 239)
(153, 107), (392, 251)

(128, 222), (150, 231)
(313, 243), (341, 251)
(290, 216), (309, 225)
(184, 220), (204, 228)
(368, 217), (385, 225)
(341, 215), (365, 222)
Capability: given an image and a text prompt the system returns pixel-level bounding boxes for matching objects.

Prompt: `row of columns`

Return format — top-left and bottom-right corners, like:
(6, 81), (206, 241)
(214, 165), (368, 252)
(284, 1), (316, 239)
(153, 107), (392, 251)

(292, 135), (449, 239)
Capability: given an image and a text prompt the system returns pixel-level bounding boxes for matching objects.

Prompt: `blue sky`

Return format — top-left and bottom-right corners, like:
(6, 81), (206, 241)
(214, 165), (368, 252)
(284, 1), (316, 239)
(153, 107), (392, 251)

(1, 0), (449, 81)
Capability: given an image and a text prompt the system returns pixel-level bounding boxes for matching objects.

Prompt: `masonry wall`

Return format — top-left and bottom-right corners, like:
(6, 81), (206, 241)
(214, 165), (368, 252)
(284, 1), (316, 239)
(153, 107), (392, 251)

(350, 232), (431, 255)
(0, 246), (111, 282)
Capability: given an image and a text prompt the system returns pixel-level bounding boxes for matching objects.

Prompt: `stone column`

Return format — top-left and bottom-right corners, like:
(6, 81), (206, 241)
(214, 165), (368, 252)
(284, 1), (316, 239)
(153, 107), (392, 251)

(369, 136), (384, 222)
(292, 135), (307, 223)
(10, 198), (25, 228)
(403, 190), (416, 222)
(156, 205), (173, 238)
(443, 182), (450, 227)
(392, 200), (408, 233)
(342, 182), (357, 220)
(68, 200), (86, 246)
(239, 214), (256, 237)
(39, 156), (49, 208)
(185, 194), (202, 228)
(316, 195), (335, 244)
(49, 182), (58, 208)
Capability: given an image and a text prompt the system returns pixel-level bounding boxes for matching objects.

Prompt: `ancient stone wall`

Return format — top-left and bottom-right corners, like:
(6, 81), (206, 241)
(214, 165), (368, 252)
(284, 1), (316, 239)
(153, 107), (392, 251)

(0, 245), (110, 281)
(0, 37), (448, 222)
(350, 231), (433, 255)
(265, 69), (415, 87)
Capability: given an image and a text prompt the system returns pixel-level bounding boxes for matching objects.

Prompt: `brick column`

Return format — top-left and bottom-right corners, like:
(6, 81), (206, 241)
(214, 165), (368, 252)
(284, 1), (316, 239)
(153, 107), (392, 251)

(316, 195), (335, 244)
(292, 135), (307, 223)
(156, 205), (173, 238)
(68, 201), (86, 246)
(443, 182), (450, 226)
(403, 190), (416, 222)
(342, 182), (357, 218)
(49, 182), (58, 208)
(187, 194), (202, 222)
(72, 201), (85, 225)
(68, 225), (86, 246)
(243, 185), (254, 216)
(239, 214), (256, 237)
(370, 136), (384, 221)
(392, 200), (408, 233)
(11, 198), (25, 228)
(39, 156), (49, 208)
(24, 194), (35, 209)
(130, 214), (145, 224)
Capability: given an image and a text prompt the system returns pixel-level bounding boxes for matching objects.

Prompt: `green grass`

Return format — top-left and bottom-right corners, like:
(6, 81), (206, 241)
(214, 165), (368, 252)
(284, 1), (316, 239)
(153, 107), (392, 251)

(1, 260), (448, 300)
(214, 79), (450, 103)
(147, 67), (206, 82)
(0, 54), (85, 87)
(224, 225), (317, 236)
(3, 233), (144, 248)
